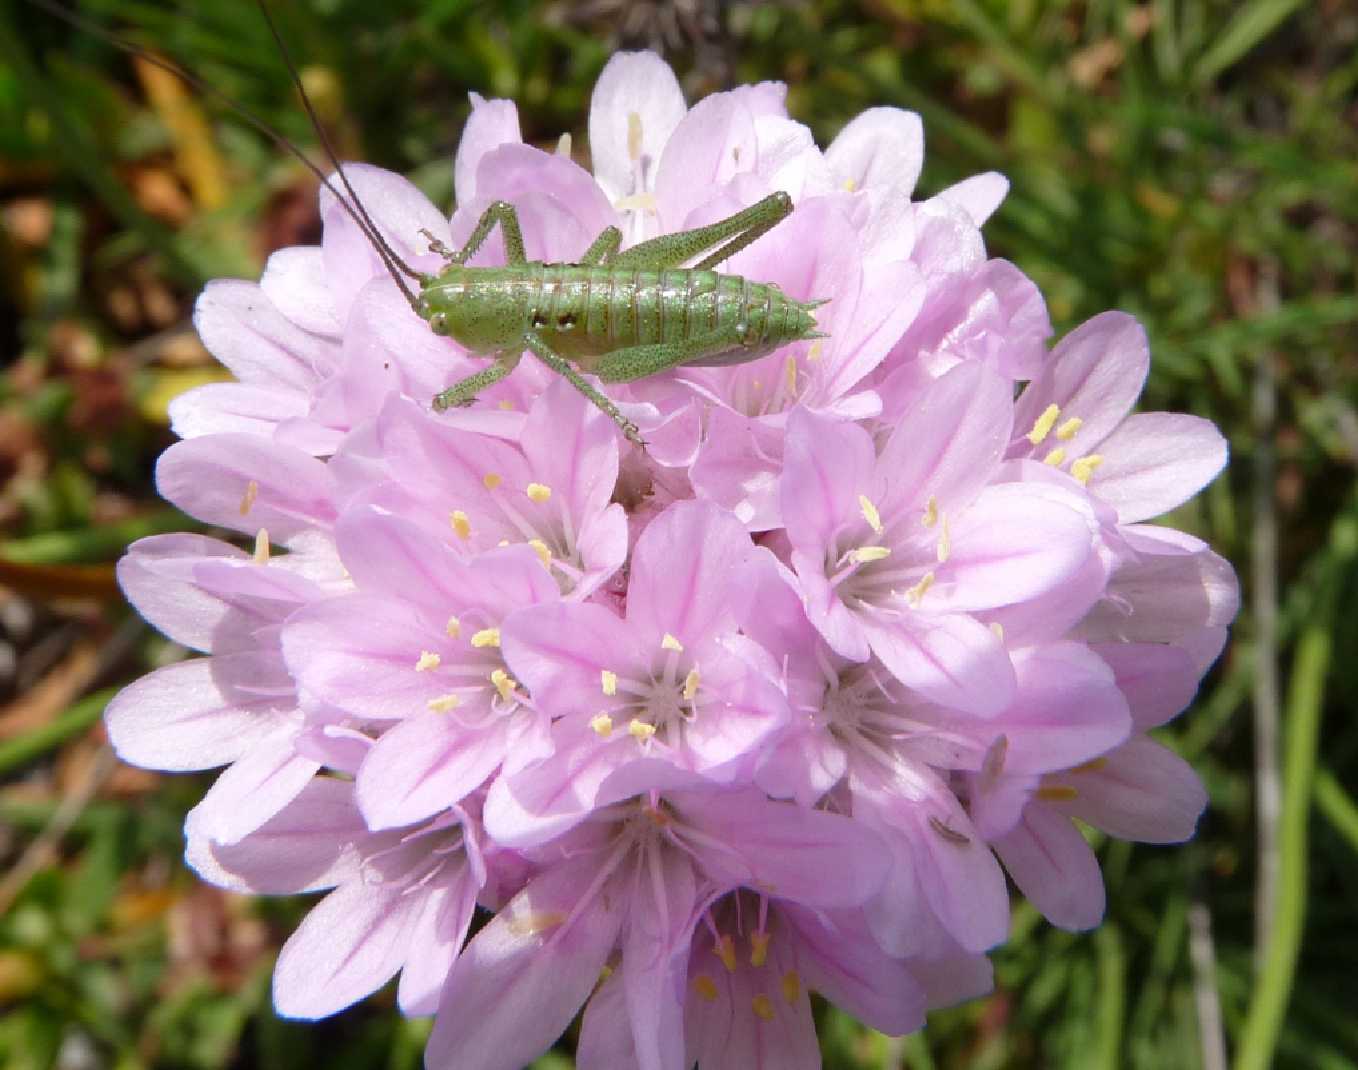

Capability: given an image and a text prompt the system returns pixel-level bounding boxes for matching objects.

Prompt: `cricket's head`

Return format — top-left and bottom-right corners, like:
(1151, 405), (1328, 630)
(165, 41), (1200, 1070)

(418, 268), (523, 353)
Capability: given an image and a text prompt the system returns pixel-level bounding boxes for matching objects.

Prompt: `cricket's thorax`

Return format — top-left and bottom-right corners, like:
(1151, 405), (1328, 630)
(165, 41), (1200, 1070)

(417, 263), (820, 369)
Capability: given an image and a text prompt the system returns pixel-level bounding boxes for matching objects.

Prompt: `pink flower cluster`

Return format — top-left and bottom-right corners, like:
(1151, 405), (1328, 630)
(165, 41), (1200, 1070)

(109, 52), (1238, 1069)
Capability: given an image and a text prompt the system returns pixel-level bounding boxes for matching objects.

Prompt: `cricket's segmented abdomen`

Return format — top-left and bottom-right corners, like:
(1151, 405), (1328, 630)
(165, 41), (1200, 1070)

(421, 263), (820, 362)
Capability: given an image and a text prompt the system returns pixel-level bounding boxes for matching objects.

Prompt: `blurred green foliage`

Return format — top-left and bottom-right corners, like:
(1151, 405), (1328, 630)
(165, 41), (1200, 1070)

(1, 0), (1356, 1068)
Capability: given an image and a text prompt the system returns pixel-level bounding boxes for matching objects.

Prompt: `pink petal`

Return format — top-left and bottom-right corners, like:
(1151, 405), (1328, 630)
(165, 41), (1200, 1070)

(356, 713), (508, 830)
(627, 499), (759, 647)
(992, 642), (1131, 773)
(992, 803), (1105, 931)
(282, 595), (450, 722)
(589, 52), (687, 203)
(167, 382), (310, 442)
(654, 91), (761, 230)
(520, 379), (621, 528)
(273, 879), (418, 1019)
(622, 849), (698, 1070)
(577, 970), (638, 1069)
(454, 92), (523, 206)
(678, 790), (890, 907)
(876, 361), (1014, 515)
(785, 905), (926, 1035)
(862, 613), (1016, 717)
(193, 280), (334, 392)
(1010, 311), (1148, 461)
(104, 655), (288, 771)
(824, 107), (924, 197)
(395, 867), (480, 1016)
(186, 776), (365, 894)
(187, 732), (320, 846)
(116, 534), (248, 651)
(1093, 642), (1200, 730)
(780, 407), (875, 553)
(1088, 412), (1229, 522)
(155, 434), (336, 540)
(1055, 736), (1208, 843)
(934, 482), (1094, 612)
(426, 859), (624, 1070)
(259, 246), (341, 336)
(932, 171), (1009, 226)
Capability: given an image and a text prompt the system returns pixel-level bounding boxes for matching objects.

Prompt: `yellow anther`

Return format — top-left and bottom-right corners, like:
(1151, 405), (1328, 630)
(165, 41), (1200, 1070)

(497, 399), (515, 411)
(446, 615), (462, 638)
(842, 176), (858, 192)
(858, 494), (883, 534)
(781, 970), (801, 1004)
(1027, 403), (1061, 445)
(555, 131), (572, 158)
(239, 479), (259, 516)
(928, 815), (971, 846)
(750, 930), (770, 968)
(427, 693), (462, 713)
(628, 719), (656, 742)
(851, 545), (891, 564)
(450, 509), (472, 540)
(1070, 454), (1105, 485)
(936, 515), (952, 564)
(661, 633), (684, 652)
(751, 994), (775, 1021)
(982, 734), (1009, 781)
(904, 571), (935, 605)
(252, 528), (271, 565)
(716, 934), (738, 972)
(507, 910), (566, 937)
(490, 668), (517, 702)
(1043, 447), (1068, 466)
(682, 668), (701, 701)
(526, 482), (552, 503)
(470, 628), (501, 648)
(590, 713), (614, 738)
(806, 339), (824, 362)
(1055, 416), (1084, 441)
(783, 355), (799, 395)
(482, 472), (503, 490)
(693, 974), (719, 1002)
(415, 651), (442, 672)
(1070, 757), (1109, 775)
(990, 621), (1005, 642)
(601, 669), (618, 696)
(613, 191), (659, 214)
(627, 111), (644, 162)
(921, 496), (939, 527)
(528, 538), (552, 567)
(1036, 784), (1079, 802)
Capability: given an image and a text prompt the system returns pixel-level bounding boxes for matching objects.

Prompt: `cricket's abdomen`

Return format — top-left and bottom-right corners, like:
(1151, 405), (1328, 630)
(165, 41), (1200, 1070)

(420, 263), (820, 367)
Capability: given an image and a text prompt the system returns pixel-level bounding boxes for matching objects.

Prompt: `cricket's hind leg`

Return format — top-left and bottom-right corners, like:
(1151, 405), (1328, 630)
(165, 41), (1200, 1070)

(431, 349), (524, 412)
(607, 191), (794, 271)
(520, 332), (645, 447)
(578, 226), (622, 266)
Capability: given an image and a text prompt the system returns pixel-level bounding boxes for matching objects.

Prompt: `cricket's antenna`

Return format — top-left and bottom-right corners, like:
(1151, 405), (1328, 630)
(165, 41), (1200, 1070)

(26, 0), (422, 308)
(253, 0), (424, 290)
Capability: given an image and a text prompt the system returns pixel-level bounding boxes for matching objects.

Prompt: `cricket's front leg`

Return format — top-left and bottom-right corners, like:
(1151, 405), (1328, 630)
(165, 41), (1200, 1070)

(520, 332), (645, 447)
(431, 350), (523, 411)
(448, 200), (529, 266)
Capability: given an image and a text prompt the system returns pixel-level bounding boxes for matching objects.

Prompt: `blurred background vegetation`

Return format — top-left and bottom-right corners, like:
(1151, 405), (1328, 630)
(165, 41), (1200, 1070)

(0, 0), (1355, 1067)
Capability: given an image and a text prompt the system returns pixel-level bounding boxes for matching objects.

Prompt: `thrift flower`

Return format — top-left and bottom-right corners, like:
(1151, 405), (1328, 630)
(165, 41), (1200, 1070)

(106, 45), (1238, 1070)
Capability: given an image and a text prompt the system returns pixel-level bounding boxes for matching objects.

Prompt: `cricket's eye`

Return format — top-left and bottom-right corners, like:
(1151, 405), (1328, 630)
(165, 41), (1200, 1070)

(430, 312), (448, 335)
